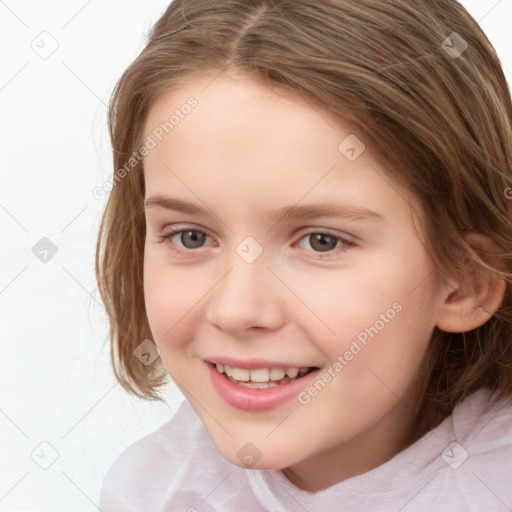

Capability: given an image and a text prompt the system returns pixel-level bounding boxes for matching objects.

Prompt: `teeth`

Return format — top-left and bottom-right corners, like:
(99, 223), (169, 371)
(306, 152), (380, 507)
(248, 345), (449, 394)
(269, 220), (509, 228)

(213, 363), (312, 383)
(231, 367), (250, 381)
(250, 368), (270, 382)
(238, 381), (277, 389)
(269, 367), (285, 380)
(286, 368), (299, 378)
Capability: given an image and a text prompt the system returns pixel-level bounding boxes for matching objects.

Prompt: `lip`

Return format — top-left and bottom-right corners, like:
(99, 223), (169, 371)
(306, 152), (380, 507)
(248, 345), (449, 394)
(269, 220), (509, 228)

(205, 356), (315, 370)
(205, 360), (322, 411)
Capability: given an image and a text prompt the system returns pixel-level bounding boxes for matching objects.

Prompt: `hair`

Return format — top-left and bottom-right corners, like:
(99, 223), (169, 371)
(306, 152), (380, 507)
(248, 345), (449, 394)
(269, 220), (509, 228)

(96, 0), (512, 445)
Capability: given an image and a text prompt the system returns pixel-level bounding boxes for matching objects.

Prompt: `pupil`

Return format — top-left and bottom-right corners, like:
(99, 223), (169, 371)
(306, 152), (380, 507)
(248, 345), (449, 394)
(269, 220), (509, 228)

(311, 233), (337, 252)
(182, 230), (205, 249)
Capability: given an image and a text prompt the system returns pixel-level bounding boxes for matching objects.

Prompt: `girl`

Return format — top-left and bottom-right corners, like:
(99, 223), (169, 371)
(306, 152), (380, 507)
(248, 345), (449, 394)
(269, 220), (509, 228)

(96, 0), (512, 510)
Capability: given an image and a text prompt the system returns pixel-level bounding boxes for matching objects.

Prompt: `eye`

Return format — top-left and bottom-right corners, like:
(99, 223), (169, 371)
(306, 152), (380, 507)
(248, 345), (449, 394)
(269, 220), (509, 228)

(296, 230), (354, 256)
(158, 228), (213, 252)
(157, 227), (355, 258)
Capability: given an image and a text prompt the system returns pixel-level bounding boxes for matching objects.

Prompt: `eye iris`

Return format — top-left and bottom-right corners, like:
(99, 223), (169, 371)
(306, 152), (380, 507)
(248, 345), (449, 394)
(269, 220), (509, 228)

(181, 230), (205, 249)
(310, 233), (337, 252)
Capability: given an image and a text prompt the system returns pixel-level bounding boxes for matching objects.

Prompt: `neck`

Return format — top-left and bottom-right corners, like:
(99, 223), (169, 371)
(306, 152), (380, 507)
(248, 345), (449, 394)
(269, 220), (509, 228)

(282, 400), (416, 492)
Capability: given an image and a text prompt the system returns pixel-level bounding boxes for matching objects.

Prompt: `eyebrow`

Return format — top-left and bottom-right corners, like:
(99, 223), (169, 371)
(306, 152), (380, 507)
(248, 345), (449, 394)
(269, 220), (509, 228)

(144, 195), (385, 224)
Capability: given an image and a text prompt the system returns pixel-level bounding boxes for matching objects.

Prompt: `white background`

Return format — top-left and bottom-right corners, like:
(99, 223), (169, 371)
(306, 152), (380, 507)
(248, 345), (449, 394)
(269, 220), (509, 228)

(1, 1), (511, 510)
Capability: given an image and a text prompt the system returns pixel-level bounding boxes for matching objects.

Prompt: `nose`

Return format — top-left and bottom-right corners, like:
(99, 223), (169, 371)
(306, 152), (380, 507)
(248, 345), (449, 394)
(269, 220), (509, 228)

(205, 254), (287, 337)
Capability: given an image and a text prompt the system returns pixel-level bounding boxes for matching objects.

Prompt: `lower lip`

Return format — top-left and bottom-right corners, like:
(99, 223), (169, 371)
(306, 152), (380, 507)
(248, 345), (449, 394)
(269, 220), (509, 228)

(206, 361), (321, 412)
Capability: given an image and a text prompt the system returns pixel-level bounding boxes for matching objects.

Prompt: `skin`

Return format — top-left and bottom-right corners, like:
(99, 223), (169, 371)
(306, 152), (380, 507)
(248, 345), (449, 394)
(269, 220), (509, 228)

(141, 70), (457, 492)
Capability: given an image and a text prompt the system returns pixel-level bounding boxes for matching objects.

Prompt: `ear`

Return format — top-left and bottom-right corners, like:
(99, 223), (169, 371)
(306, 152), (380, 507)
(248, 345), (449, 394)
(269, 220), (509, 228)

(435, 233), (506, 333)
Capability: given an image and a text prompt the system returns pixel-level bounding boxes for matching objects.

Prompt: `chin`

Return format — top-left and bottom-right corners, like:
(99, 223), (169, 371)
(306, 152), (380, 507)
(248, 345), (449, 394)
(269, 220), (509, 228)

(217, 439), (301, 471)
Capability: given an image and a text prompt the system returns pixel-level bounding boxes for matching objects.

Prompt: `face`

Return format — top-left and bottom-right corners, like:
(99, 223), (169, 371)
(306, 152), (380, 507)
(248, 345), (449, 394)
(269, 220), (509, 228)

(142, 70), (449, 490)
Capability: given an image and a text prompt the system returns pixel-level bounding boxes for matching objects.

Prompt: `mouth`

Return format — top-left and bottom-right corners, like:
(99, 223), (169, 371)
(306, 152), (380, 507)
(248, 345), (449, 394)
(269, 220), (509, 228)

(209, 362), (319, 389)
(205, 359), (322, 411)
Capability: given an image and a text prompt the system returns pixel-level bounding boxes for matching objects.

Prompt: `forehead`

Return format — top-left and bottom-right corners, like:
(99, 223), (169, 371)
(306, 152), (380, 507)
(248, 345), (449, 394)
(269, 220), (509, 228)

(142, 71), (419, 230)
(144, 71), (344, 157)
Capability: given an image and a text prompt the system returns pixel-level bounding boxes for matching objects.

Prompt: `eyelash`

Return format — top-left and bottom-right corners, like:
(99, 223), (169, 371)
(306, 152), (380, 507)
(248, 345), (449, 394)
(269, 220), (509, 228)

(156, 227), (355, 259)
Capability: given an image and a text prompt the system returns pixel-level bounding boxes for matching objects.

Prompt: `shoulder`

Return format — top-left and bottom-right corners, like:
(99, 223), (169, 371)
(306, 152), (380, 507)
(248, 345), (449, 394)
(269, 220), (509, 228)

(99, 399), (218, 511)
(416, 387), (512, 510)
(458, 386), (512, 452)
(366, 387), (512, 511)
(450, 386), (512, 455)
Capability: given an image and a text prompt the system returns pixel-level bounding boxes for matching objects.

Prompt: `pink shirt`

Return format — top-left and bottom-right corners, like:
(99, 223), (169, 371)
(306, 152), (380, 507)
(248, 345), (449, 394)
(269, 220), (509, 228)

(100, 386), (512, 511)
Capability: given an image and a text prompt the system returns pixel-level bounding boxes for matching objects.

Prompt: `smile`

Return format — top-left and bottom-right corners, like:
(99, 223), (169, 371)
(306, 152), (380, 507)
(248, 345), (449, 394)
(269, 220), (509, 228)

(205, 360), (321, 411)
(214, 363), (315, 388)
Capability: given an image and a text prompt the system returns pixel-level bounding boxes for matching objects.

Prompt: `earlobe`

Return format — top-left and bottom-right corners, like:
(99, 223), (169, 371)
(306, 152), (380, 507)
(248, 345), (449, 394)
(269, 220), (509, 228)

(435, 234), (506, 333)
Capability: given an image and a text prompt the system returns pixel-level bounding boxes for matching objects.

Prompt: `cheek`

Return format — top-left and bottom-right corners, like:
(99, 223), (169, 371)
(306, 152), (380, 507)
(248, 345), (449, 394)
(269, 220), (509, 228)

(297, 247), (437, 369)
(287, 267), (407, 348)
(143, 250), (201, 350)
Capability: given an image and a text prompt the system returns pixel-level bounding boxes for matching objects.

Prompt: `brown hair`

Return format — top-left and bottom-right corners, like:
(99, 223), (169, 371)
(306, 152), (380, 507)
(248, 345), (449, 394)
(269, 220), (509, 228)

(96, 0), (512, 443)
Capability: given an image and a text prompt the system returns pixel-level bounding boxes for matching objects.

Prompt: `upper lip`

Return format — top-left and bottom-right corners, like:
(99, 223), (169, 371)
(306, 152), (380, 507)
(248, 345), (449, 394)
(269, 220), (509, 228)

(205, 357), (318, 370)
